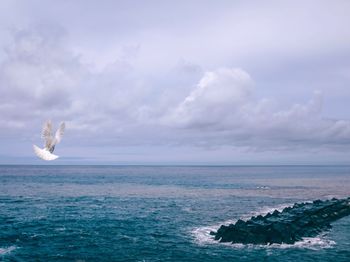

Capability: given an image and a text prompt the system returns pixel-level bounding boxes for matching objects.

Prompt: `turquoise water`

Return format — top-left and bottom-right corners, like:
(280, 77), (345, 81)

(0, 165), (350, 261)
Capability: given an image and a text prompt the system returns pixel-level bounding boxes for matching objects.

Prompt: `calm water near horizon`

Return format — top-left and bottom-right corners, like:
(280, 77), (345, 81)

(0, 165), (349, 261)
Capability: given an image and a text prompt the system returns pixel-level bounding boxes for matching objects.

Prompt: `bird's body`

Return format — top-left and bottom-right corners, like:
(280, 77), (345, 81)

(33, 121), (65, 161)
(33, 145), (59, 161)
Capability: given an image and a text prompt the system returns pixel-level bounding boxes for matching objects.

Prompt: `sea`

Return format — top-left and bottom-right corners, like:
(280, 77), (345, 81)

(0, 165), (349, 261)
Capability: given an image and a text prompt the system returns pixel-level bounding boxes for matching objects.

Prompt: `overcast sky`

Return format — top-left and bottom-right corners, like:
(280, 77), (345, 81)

(0, 0), (350, 164)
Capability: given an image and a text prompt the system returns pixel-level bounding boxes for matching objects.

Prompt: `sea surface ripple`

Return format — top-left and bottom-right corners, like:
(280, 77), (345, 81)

(0, 165), (349, 261)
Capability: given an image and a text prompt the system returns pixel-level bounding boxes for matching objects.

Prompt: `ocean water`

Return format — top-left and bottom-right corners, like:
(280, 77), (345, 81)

(0, 165), (349, 262)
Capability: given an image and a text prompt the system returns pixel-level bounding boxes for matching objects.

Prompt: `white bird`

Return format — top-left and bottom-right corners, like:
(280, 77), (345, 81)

(33, 121), (65, 161)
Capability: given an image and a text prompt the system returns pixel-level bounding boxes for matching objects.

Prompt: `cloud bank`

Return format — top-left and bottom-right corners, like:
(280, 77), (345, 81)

(0, 1), (349, 163)
(168, 68), (350, 151)
(1, 27), (349, 154)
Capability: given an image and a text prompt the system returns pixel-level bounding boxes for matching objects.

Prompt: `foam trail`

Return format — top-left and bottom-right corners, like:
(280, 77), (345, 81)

(0, 246), (17, 256)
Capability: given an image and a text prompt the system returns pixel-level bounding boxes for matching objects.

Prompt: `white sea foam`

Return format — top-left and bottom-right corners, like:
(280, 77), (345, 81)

(275, 236), (335, 250)
(0, 246), (17, 256)
(191, 203), (335, 250)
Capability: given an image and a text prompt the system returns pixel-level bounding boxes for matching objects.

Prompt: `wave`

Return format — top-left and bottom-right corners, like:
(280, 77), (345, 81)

(191, 203), (336, 250)
(0, 246), (17, 256)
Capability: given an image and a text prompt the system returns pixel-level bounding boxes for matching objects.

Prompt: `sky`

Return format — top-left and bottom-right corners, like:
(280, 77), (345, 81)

(0, 0), (350, 164)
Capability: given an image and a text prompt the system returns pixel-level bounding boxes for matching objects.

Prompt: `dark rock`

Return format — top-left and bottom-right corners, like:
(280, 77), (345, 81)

(209, 231), (216, 236)
(212, 197), (350, 245)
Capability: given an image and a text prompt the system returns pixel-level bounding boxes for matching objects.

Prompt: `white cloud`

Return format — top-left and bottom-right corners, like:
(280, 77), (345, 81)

(166, 68), (253, 128)
(0, 25), (148, 135)
(0, 25), (85, 130)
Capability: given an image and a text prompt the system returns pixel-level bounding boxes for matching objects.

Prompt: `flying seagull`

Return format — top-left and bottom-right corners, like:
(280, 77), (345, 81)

(33, 121), (65, 161)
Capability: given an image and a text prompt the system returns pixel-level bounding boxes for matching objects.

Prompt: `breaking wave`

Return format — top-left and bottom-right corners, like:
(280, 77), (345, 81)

(0, 246), (17, 256)
(191, 203), (336, 250)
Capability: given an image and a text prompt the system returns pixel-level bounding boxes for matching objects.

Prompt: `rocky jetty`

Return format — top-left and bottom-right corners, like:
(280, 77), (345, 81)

(211, 197), (350, 245)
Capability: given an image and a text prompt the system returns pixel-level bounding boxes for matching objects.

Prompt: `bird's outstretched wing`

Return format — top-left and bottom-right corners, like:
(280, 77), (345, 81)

(42, 120), (53, 149)
(53, 122), (65, 145)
